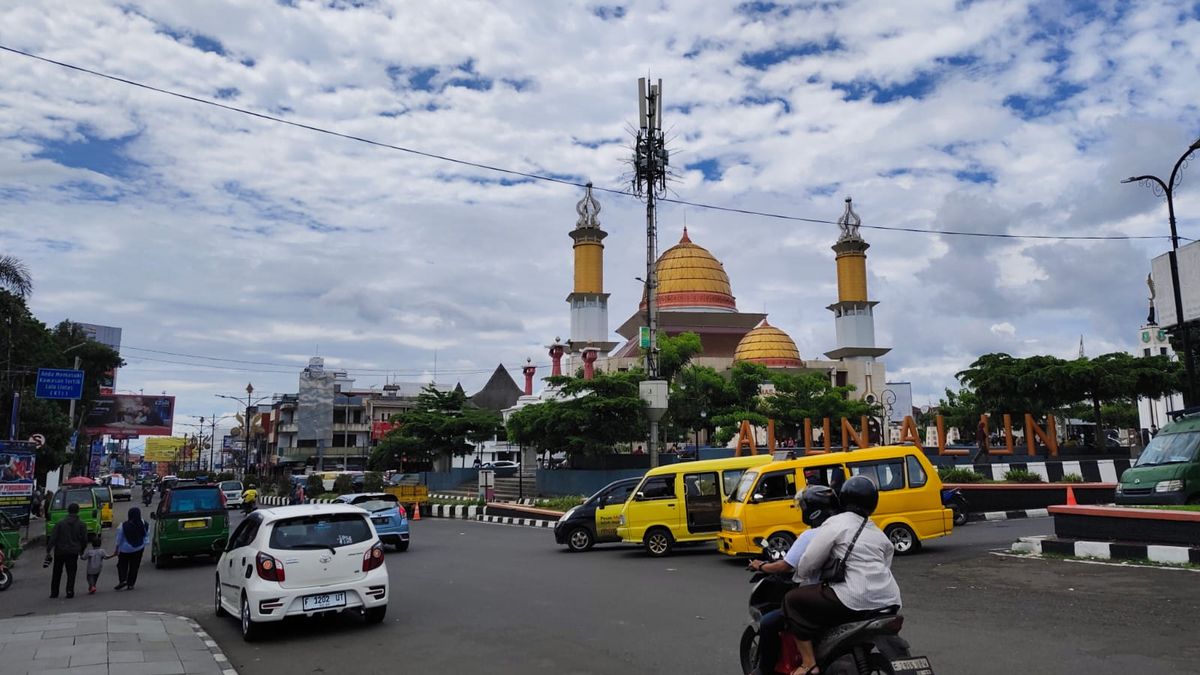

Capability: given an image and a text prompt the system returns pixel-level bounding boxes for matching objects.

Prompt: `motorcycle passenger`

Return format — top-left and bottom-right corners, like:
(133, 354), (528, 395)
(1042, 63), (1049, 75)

(782, 476), (901, 675)
(746, 486), (841, 675)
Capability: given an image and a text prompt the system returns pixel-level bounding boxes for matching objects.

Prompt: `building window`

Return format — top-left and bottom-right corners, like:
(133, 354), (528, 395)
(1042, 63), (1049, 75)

(1144, 348), (1151, 357)
(1161, 348), (1168, 356)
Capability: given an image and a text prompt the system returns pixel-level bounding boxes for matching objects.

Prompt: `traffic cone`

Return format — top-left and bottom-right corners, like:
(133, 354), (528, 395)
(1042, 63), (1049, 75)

(1065, 485), (1078, 506)
(411, 503), (421, 521)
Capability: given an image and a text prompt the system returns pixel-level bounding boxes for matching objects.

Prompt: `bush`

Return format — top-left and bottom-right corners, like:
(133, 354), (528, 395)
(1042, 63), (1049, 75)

(305, 474), (325, 497)
(215, 472), (235, 482)
(274, 476), (294, 497)
(1003, 469), (1044, 483)
(938, 466), (985, 483)
(1059, 473), (1084, 483)
(332, 474), (355, 495)
(363, 471), (384, 492)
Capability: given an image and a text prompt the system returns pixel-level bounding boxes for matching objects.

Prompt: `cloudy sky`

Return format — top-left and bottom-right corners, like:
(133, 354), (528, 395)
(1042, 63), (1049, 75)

(3, 0), (1200, 440)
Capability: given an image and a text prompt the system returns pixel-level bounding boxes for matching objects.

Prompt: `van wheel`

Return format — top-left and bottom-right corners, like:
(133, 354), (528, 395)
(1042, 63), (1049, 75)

(566, 527), (594, 552)
(643, 528), (673, 557)
(885, 524), (920, 555)
(766, 531), (795, 555)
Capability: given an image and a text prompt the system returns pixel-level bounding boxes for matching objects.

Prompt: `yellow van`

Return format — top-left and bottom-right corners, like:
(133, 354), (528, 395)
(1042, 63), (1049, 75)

(616, 455), (773, 557)
(718, 445), (951, 557)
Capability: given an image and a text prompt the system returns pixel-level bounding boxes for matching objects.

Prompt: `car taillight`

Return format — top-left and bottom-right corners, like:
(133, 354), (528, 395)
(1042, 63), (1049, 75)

(219, 491), (227, 507)
(397, 505), (407, 520)
(362, 543), (385, 572)
(256, 552), (285, 582)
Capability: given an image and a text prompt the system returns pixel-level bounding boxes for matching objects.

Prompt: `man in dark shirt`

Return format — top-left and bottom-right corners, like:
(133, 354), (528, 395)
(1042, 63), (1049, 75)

(46, 503), (89, 598)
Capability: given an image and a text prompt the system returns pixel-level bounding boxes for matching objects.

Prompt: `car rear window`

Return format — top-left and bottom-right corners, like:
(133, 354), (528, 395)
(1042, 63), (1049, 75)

(219, 481), (242, 491)
(355, 500), (397, 513)
(269, 513), (373, 549)
(55, 490), (94, 509)
(168, 489), (223, 513)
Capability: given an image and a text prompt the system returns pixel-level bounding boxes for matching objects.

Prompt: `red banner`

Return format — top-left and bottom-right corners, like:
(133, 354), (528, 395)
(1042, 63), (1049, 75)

(372, 421), (398, 440)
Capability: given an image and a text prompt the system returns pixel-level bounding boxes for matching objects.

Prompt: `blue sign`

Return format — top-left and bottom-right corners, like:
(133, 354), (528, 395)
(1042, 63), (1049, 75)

(35, 368), (84, 400)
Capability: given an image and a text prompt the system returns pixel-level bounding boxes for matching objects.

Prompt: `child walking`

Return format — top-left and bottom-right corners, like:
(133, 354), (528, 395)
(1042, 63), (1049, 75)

(80, 535), (111, 595)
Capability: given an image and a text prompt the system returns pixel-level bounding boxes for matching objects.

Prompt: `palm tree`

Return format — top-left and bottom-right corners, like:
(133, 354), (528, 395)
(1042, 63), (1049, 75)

(0, 254), (32, 298)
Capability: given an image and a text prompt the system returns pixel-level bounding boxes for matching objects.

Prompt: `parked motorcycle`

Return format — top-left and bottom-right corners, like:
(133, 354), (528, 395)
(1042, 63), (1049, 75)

(0, 548), (13, 592)
(941, 488), (969, 527)
(739, 543), (933, 675)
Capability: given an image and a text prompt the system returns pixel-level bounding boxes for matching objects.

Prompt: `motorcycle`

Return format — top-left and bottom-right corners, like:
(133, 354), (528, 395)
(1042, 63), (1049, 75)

(0, 548), (13, 592)
(739, 543), (933, 675)
(142, 486), (154, 507)
(241, 491), (257, 514)
(940, 488), (969, 527)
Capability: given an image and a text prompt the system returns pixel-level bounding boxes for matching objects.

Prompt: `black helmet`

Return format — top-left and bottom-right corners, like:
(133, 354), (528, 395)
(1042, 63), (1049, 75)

(798, 485), (840, 528)
(839, 475), (879, 517)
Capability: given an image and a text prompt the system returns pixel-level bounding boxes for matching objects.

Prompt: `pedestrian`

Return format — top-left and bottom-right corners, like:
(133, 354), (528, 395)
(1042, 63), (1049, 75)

(113, 506), (149, 591)
(633, 445), (644, 455)
(29, 489), (42, 521)
(43, 490), (54, 519)
(46, 502), (88, 599)
(80, 535), (110, 595)
(972, 418), (989, 464)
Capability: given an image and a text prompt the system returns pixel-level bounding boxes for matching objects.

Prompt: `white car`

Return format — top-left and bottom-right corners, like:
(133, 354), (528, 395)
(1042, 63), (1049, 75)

(219, 480), (244, 507)
(215, 503), (390, 641)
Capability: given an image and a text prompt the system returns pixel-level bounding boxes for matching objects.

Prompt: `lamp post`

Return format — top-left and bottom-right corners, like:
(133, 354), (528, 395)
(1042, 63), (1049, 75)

(1123, 136), (1200, 405)
(216, 384), (269, 479)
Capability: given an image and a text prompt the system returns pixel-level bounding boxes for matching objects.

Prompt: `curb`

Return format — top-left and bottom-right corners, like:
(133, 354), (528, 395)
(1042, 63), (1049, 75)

(967, 508), (1050, 523)
(1012, 535), (1200, 564)
(479, 515), (554, 529)
(176, 613), (239, 675)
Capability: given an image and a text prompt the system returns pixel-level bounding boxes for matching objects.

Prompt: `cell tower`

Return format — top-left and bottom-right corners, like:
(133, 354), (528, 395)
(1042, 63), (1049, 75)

(633, 77), (670, 467)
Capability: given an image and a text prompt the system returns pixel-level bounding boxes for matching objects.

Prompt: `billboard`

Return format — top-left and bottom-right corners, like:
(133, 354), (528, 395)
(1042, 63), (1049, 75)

(84, 395), (175, 436)
(0, 440), (36, 524)
(1151, 241), (1200, 327)
(145, 437), (186, 462)
(77, 323), (122, 394)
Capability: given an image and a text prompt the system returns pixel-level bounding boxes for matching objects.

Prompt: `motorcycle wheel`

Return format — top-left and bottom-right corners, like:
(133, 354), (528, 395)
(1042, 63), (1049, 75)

(0, 568), (12, 591)
(738, 625), (759, 675)
(953, 505), (968, 527)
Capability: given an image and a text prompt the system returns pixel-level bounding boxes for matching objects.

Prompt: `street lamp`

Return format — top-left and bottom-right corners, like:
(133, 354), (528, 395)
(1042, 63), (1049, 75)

(216, 383), (270, 478)
(1123, 136), (1200, 404)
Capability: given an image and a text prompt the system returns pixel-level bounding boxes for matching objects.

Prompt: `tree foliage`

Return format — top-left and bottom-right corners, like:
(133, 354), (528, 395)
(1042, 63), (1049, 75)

(368, 386), (503, 470)
(653, 332), (704, 383)
(506, 370), (648, 456)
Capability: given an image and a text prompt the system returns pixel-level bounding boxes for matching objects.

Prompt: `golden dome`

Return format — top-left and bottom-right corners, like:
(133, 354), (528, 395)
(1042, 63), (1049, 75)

(640, 228), (737, 312)
(734, 320), (803, 368)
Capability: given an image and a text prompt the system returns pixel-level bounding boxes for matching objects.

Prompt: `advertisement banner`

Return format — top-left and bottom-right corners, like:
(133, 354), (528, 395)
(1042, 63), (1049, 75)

(145, 437), (186, 462)
(371, 421), (398, 440)
(88, 440), (103, 478)
(84, 395), (175, 436)
(0, 440), (36, 524)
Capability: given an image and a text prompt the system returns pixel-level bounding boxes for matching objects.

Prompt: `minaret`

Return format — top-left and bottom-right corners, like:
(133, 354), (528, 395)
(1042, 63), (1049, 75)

(825, 197), (890, 362)
(567, 183), (617, 355)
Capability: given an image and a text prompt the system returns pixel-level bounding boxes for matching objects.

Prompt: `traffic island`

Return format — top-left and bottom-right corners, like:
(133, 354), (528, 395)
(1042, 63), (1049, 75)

(1012, 535), (1200, 566)
(949, 482), (1116, 514)
(1049, 504), (1200, 547)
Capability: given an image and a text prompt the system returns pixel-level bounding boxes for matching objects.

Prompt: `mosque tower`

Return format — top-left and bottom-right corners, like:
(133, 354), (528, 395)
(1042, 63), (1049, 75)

(825, 196), (890, 363)
(567, 183), (617, 356)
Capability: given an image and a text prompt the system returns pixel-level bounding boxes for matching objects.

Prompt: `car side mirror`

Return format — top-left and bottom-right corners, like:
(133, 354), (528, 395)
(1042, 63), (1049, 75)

(634, 491), (645, 501)
(751, 493), (764, 503)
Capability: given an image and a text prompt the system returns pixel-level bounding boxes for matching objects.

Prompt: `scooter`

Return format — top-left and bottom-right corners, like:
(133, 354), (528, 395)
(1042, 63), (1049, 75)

(0, 548), (14, 592)
(142, 486), (154, 507)
(739, 544), (933, 675)
(941, 488), (969, 527)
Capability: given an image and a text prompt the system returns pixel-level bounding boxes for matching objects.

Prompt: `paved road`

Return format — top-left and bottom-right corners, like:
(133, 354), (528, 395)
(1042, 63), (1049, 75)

(5, 502), (1198, 674)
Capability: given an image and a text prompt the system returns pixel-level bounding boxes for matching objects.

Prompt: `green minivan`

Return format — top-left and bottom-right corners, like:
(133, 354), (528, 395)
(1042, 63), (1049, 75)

(1117, 414), (1200, 506)
(151, 484), (229, 568)
(45, 488), (102, 538)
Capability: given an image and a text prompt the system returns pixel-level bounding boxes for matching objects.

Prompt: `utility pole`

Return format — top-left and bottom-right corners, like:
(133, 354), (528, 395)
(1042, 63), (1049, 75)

(633, 77), (670, 468)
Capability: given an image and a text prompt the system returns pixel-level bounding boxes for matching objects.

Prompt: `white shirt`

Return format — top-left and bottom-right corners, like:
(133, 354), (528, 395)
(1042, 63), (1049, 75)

(793, 512), (902, 611)
(782, 529), (819, 585)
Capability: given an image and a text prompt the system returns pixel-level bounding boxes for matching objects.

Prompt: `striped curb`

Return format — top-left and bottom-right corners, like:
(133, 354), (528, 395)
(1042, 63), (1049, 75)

(478, 515), (554, 529)
(1012, 535), (1200, 564)
(161, 612), (239, 675)
(967, 458), (1128, 483)
(966, 508), (1051, 523)
(429, 503), (482, 519)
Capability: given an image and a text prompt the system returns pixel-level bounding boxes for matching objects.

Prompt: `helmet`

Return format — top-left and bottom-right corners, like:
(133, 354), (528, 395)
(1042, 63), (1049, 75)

(839, 475), (879, 517)
(798, 485), (840, 528)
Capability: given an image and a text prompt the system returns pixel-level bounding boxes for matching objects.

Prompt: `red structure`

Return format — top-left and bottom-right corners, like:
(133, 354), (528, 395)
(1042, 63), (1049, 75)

(548, 339), (566, 377)
(582, 348), (599, 380)
(521, 358), (537, 396)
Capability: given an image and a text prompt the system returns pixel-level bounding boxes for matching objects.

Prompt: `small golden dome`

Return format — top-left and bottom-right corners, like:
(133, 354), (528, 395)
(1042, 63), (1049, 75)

(734, 320), (803, 368)
(641, 228), (737, 312)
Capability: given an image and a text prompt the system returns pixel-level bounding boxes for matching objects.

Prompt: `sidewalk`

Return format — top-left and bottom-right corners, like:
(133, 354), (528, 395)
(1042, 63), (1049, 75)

(0, 611), (236, 675)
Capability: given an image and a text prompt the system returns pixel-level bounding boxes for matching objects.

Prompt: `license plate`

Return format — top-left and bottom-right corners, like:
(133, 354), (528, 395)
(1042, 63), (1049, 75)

(182, 520), (207, 530)
(891, 656), (934, 674)
(302, 591), (347, 611)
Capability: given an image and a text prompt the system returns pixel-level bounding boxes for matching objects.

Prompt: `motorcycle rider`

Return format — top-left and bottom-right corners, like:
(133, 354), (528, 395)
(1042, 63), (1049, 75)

(242, 484), (258, 513)
(746, 485), (841, 675)
(782, 476), (902, 675)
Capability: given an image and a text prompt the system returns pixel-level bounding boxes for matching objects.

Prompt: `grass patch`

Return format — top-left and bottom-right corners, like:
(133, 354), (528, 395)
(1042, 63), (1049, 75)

(534, 495), (587, 512)
(1128, 504), (1200, 513)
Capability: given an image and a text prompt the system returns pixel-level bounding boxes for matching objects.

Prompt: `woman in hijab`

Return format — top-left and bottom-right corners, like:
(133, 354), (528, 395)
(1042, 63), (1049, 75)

(114, 507), (149, 590)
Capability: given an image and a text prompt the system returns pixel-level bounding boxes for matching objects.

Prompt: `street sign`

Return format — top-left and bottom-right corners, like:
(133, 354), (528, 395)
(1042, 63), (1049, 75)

(28, 433), (45, 448)
(35, 368), (84, 400)
(639, 326), (651, 349)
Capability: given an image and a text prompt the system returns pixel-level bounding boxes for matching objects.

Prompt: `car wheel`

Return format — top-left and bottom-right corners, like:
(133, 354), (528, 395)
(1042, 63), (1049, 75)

(643, 527), (673, 557)
(395, 540), (409, 552)
(766, 531), (795, 555)
(240, 595), (261, 641)
(566, 526), (594, 552)
(363, 606), (387, 625)
(215, 576), (228, 617)
(885, 524), (920, 555)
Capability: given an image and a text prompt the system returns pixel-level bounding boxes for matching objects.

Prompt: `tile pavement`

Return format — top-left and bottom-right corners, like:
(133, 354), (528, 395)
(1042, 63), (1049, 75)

(0, 611), (236, 675)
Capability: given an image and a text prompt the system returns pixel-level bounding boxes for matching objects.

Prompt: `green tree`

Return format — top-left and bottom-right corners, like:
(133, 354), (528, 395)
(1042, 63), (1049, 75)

(507, 370), (648, 458)
(652, 331), (704, 383)
(669, 365), (737, 445)
(759, 371), (877, 440)
(937, 388), (984, 439)
(367, 386), (503, 470)
(0, 254), (32, 298)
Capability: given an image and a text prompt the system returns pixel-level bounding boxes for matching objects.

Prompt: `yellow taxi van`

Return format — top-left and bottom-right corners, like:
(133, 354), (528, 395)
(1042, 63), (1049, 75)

(616, 454), (773, 557)
(718, 445), (950, 556)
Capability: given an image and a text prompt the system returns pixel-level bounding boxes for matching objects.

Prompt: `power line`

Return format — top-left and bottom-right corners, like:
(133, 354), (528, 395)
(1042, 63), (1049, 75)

(0, 44), (1175, 242)
(122, 345), (534, 375)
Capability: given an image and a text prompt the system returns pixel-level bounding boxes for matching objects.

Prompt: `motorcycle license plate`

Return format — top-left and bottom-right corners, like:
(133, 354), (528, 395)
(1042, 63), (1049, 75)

(302, 591), (346, 611)
(891, 656), (934, 674)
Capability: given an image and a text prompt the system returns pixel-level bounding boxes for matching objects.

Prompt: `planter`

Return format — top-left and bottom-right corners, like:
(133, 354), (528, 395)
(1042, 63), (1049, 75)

(1049, 505), (1200, 547)
(947, 483), (1115, 513)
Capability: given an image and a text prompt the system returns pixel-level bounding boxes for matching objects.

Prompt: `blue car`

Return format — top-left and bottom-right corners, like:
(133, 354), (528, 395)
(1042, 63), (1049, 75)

(335, 493), (410, 552)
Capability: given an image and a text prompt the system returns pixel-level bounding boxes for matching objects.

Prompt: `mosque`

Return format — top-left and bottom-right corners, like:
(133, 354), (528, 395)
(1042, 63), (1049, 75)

(544, 184), (889, 402)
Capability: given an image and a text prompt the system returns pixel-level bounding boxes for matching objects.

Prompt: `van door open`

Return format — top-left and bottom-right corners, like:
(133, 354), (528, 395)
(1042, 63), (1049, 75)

(683, 471), (721, 534)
